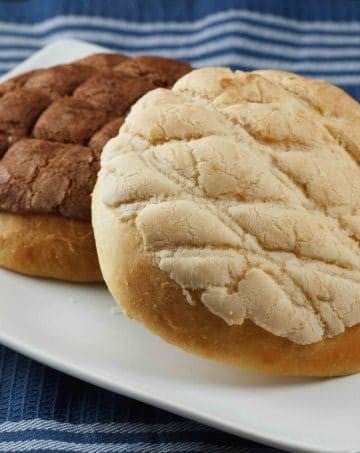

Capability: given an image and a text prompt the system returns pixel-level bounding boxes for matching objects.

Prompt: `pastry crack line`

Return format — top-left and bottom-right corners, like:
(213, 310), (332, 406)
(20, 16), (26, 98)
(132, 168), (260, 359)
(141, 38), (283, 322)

(101, 68), (360, 344)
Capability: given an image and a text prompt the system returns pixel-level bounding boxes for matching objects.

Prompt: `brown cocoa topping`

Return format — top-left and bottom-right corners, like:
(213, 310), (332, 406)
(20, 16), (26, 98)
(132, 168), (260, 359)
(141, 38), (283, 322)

(0, 53), (192, 220)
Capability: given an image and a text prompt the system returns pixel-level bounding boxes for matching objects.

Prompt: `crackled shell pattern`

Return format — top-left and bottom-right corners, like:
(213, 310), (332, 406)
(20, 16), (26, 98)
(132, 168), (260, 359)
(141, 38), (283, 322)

(98, 67), (360, 345)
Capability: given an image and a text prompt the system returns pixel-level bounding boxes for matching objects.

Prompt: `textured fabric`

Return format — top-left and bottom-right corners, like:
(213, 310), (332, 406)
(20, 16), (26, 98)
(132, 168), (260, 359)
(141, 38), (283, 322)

(0, 0), (359, 451)
(0, 0), (360, 100)
(0, 345), (277, 452)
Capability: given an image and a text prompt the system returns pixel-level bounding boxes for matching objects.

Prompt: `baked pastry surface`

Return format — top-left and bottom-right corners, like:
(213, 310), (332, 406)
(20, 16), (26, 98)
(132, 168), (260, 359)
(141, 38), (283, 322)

(93, 67), (360, 375)
(0, 53), (191, 281)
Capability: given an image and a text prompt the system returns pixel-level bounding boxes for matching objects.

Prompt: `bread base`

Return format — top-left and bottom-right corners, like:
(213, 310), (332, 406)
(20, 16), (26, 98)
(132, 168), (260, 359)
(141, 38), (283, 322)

(0, 212), (102, 282)
(93, 188), (360, 376)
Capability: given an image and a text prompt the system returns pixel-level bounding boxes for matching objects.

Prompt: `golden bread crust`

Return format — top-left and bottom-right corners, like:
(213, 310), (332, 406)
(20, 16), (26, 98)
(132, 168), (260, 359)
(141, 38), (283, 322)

(0, 212), (102, 282)
(93, 190), (360, 376)
(93, 67), (360, 375)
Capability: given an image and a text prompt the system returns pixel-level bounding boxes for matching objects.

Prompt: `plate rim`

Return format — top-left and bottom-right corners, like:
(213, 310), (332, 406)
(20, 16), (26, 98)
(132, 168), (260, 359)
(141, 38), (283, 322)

(0, 325), (340, 453)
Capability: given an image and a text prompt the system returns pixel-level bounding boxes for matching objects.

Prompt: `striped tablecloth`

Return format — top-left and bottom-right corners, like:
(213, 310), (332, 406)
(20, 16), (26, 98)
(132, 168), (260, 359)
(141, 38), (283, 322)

(0, 0), (359, 451)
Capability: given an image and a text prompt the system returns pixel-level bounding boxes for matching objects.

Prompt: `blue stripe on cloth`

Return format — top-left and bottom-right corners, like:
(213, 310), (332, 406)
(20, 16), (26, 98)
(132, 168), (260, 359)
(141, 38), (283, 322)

(0, 1), (359, 452)
(0, 0), (359, 24)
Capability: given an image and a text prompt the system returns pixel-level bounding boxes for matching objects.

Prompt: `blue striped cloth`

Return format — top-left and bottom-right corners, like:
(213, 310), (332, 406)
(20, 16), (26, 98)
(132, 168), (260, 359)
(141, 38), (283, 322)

(0, 0), (359, 451)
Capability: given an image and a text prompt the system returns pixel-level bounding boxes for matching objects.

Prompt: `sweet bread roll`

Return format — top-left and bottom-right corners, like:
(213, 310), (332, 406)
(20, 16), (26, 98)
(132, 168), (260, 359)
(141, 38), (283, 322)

(93, 67), (360, 375)
(0, 53), (191, 281)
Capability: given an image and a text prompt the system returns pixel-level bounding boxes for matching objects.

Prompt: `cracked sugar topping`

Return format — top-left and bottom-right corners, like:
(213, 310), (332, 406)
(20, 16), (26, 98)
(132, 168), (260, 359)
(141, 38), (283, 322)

(99, 67), (360, 344)
(0, 53), (191, 221)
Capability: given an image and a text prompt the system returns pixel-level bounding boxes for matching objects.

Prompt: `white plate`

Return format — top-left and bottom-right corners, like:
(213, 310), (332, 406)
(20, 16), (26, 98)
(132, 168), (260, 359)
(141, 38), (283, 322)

(1, 39), (359, 453)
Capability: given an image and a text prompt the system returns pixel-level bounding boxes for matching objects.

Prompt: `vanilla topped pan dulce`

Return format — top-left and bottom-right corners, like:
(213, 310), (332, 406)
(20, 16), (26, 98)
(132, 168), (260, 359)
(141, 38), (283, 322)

(93, 67), (360, 376)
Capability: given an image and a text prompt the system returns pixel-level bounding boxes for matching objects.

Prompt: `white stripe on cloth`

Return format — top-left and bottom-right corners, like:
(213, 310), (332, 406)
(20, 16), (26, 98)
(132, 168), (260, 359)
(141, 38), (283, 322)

(0, 50), (32, 58)
(0, 33), (359, 73)
(0, 10), (359, 33)
(192, 53), (360, 73)
(0, 419), (211, 434)
(0, 440), (238, 452)
(7, 30), (358, 57)
(0, 17), (360, 47)
(0, 30), (359, 58)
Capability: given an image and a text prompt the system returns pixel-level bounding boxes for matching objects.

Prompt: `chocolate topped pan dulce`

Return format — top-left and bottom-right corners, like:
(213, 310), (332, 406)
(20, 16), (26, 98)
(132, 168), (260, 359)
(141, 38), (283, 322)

(0, 53), (191, 281)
